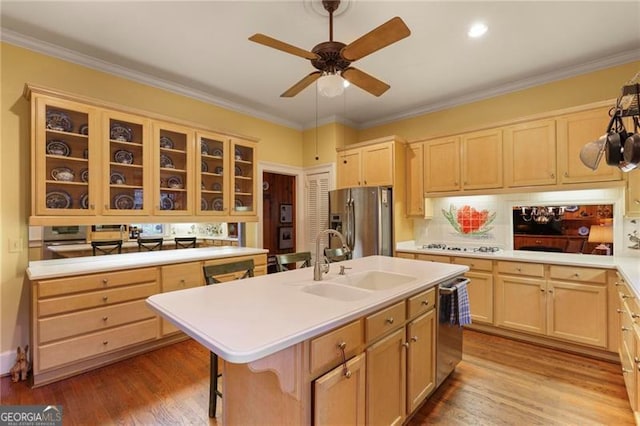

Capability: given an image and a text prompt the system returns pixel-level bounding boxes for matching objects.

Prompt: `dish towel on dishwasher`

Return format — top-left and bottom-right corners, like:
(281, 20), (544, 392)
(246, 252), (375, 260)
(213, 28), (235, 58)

(450, 280), (472, 326)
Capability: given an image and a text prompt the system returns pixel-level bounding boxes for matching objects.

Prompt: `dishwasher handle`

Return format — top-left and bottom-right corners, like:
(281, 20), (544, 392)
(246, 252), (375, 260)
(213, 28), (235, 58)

(439, 277), (470, 294)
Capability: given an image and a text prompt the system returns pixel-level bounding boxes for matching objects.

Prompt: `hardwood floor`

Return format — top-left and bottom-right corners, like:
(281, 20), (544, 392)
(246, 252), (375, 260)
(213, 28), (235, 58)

(1, 330), (633, 425)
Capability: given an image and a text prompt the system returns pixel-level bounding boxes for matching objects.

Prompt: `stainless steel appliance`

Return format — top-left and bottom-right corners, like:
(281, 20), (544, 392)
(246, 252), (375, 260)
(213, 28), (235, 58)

(436, 277), (469, 387)
(42, 225), (88, 259)
(328, 186), (392, 259)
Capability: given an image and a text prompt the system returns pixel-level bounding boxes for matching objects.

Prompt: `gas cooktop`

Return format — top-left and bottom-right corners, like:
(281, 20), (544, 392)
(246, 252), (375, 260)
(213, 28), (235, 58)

(421, 243), (501, 253)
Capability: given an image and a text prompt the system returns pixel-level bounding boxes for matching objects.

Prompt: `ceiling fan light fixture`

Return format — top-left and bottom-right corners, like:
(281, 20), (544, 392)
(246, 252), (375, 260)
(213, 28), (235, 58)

(317, 72), (346, 97)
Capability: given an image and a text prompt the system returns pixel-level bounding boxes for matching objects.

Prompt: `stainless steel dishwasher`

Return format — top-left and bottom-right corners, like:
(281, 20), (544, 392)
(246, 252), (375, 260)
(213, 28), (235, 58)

(436, 277), (469, 387)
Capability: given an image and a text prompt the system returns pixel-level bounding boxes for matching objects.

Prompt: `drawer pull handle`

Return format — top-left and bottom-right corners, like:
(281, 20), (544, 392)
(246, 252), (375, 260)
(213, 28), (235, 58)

(411, 336), (419, 342)
(102, 278), (108, 285)
(633, 313), (640, 319)
(516, 268), (522, 272)
(337, 342), (351, 379)
(623, 368), (631, 374)
(634, 357), (640, 365)
(103, 340), (108, 346)
(574, 273), (580, 278)
(402, 342), (410, 348)
(617, 309), (624, 314)
(622, 294), (632, 299)
(615, 282), (622, 287)
(102, 296), (108, 302)
(385, 318), (394, 325)
(102, 316), (108, 322)
(622, 326), (630, 332)
(421, 300), (429, 306)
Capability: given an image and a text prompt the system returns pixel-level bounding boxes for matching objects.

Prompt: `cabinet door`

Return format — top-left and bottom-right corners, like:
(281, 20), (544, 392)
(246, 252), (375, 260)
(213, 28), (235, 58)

(557, 107), (622, 183)
(230, 138), (257, 216)
(197, 131), (230, 216)
(627, 172), (640, 217)
(406, 143), (424, 216)
(504, 119), (557, 187)
(337, 148), (362, 188)
(406, 310), (436, 413)
(547, 280), (607, 347)
(34, 96), (98, 216)
(362, 142), (393, 186)
(314, 352), (366, 426)
(160, 262), (203, 335)
(495, 275), (546, 335)
(461, 128), (503, 190)
(366, 329), (406, 426)
(465, 271), (494, 325)
(424, 137), (460, 192)
(152, 121), (194, 215)
(102, 110), (151, 215)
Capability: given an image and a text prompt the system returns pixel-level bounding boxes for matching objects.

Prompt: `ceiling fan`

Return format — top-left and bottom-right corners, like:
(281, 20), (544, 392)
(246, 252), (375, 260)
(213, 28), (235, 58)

(248, 0), (411, 98)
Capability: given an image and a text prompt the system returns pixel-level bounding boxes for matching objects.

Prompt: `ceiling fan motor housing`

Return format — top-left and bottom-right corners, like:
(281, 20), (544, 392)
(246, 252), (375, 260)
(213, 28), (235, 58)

(311, 41), (351, 74)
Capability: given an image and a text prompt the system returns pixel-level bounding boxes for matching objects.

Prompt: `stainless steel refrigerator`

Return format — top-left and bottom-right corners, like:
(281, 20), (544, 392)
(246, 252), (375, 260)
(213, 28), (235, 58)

(328, 186), (393, 259)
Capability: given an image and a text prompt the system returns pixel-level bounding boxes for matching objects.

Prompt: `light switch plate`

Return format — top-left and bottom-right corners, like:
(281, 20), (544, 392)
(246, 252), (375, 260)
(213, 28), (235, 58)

(9, 238), (23, 253)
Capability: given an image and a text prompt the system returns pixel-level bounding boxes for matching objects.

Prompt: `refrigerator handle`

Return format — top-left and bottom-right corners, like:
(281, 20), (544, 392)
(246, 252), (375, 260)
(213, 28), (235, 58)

(347, 198), (355, 250)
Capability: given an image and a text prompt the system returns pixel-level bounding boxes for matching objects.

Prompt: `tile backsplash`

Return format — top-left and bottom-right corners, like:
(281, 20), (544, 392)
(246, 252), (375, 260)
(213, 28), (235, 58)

(413, 187), (640, 257)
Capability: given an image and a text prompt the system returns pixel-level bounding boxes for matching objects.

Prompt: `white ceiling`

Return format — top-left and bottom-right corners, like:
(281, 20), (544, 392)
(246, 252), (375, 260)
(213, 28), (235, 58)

(2, 1), (639, 130)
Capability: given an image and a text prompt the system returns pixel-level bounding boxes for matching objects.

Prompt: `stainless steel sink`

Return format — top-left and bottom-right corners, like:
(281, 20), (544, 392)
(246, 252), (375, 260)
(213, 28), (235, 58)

(301, 283), (371, 301)
(328, 270), (416, 291)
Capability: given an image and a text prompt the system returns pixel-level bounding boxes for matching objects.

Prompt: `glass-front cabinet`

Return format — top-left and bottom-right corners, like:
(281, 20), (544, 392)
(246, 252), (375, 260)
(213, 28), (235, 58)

(153, 122), (194, 216)
(27, 84), (258, 224)
(34, 96), (97, 216)
(102, 110), (150, 216)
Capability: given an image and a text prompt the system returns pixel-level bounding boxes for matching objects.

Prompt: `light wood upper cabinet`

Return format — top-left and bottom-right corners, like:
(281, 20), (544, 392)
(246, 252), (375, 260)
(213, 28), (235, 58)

(504, 119), (557, 187)
(102, 110), (151, 216)
(32, 95), (99, 216)
(424, 137), (460, 192)
(26, 84), (259, 224)
(406, 143), (424, 216)
(336, 137), (405, 189)
(557, 107), (622, 184)
(461, 128), (503, 190)
(626, 171), (640, 217)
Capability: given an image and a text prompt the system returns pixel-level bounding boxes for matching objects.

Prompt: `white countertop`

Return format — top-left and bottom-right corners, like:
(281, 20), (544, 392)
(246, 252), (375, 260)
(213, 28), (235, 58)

(46, 236), (238, 254)
(396, 241), (640, 297)
(27, 246), (267, 280)
(146, 255), (468, 363)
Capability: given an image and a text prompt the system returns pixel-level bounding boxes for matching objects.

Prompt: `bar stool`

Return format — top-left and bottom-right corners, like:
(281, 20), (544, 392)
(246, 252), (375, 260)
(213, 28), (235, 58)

(274, 252), (312, 272)
(91, 240), (123, 256)
(175, 236), (197, 249)
(137, 237), (163, 252)
(202, 259), (255, 418)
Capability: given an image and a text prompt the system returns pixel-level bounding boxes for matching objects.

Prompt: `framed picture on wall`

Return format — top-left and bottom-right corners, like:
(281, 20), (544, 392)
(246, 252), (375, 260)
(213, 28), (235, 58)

(278, 226), (294, 249)
(228, 222), (238, 238)
(280, 203), (293, 224)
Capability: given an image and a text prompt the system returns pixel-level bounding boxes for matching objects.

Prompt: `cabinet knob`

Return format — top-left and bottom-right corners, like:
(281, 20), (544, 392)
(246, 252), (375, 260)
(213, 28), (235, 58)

(411, 336), (419, 342)
(540, 287), (545, 293)
(550, 173), (555, 179)
(516, 268), (522, 272)
(615, 282), (622, 287)
(622, 326), (630, 332)
(385, 317), (394, 325)
(548, 289), (554, 293)
(180, 279), (186, 286)
(454, 182), (458, 186)
(573, 273), (580, 278)
(617, 309), (624, 314)
(364, 181), (367, 185)
(102, 296), (108, 302)
(402, 342), (410, 348)
(635, 199), (640, 205)
(421, 300), (429, 306)
(564, 172), (569, 178)
(623, 368), (631, 374)
(102, 278), (108, 284)
(103, 341), (109, 346)
(102, 316), (108, 322)
(632, 313), (640, 319)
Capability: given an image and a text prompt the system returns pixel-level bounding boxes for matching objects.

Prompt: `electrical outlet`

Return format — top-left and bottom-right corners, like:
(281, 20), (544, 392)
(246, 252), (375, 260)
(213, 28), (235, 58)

(9, 238), (23, 253)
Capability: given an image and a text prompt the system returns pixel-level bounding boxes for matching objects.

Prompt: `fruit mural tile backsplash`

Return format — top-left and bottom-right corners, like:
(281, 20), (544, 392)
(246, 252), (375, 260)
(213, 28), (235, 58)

(442, 204), (497, 236)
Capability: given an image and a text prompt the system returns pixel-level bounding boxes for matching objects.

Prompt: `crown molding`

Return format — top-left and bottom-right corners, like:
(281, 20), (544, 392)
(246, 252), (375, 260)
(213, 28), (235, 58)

(360, 49), (640, 129)
(302, 114), (359, 131)
(1, 28), (304, 131)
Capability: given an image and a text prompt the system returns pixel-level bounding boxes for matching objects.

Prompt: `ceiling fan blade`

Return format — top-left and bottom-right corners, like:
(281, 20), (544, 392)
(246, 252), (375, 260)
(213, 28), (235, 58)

(249, 34), (319, 60)
(342, 67), (390, 97)
(281, 71), (322, 97)
(341, 17), (411, 61)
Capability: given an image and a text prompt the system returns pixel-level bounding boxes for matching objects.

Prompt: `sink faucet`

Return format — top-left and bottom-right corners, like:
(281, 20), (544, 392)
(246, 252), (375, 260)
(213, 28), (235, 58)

(314, 229), (350, 281)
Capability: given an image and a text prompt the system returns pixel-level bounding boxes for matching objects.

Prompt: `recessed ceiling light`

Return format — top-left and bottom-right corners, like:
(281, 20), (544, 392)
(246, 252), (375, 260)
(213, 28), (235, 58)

(468, 22), (488, 38)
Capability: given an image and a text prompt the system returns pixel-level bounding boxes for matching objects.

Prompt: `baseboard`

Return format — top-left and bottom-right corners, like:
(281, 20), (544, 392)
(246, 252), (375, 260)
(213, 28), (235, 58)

(1, 348), (19, 377)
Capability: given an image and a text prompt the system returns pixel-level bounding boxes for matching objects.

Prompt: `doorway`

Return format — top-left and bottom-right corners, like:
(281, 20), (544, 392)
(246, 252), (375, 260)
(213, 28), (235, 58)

(263, 172), (296, 270)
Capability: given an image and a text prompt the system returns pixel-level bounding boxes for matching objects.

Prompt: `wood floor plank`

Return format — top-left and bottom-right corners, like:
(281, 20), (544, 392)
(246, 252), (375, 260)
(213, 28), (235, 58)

(0, 329), (634, 425)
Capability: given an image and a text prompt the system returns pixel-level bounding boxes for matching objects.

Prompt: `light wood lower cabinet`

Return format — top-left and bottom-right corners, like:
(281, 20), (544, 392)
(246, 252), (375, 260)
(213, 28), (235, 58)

(616, 274), (640, 419)
(406, 309), (436, 413)
(315, 353), (367, 426)
(452, 257), (494, 325)
(496, 262), (608, 348)
(30, 253), (266, 386)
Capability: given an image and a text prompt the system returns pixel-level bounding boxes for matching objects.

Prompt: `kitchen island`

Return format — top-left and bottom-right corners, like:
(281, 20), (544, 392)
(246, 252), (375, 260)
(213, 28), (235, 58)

(146, 255), (468, 424)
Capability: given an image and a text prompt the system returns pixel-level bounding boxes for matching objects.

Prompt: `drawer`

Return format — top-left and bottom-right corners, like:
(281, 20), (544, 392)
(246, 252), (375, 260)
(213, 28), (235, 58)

(365, 301), (405, 343)
(38, 267), (158, 298)
(162, 261), (203, 292)
(549, 265), (606, 284)
(452, 257), (492, 272)
(395, 252), (415, 259)
(38, 318), (158, 371)
(497, 261), (544, 277)
(407, 287), (436, 319)
(38, 300), (156, 344)
(310, 320), (363, 376)
(416, 254), (450, 263)
(38, 281), (158, 317)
